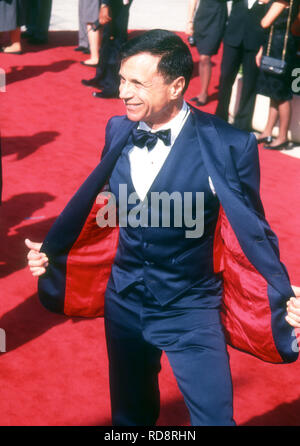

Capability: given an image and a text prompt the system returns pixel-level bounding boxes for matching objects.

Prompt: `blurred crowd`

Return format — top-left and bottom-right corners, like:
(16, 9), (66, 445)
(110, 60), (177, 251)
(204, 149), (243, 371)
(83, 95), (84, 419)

(0, 0), (300, 149)
(187, 0), (300, 150)
(0, 0), (52, 53)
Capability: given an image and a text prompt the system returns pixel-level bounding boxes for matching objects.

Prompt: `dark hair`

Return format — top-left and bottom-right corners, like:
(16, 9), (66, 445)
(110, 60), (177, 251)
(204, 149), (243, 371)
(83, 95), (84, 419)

(120, 29), (194, 93)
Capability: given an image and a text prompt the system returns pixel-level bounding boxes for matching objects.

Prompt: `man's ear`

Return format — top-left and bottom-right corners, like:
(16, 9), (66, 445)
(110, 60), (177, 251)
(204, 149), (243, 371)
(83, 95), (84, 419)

(170, 76), (186, 99)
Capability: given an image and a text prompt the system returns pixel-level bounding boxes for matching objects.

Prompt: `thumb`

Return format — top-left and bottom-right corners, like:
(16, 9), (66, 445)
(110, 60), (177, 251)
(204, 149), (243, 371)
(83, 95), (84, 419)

(25, 238), (42, 252)
(292, 285), (300, 297)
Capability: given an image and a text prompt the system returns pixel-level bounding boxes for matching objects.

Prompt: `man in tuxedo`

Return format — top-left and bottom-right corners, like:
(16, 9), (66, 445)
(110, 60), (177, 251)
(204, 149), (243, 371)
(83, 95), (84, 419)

(82, 0), (132, 98)
(26, 30), (299, 426)
(215, 0), (270, 131)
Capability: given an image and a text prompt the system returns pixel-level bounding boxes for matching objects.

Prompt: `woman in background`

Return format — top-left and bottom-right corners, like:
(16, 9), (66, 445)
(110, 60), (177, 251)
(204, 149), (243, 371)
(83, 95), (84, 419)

(186, 0), (227, 106)
(0, 0), (27, 54)
(256, 0), (300, 149)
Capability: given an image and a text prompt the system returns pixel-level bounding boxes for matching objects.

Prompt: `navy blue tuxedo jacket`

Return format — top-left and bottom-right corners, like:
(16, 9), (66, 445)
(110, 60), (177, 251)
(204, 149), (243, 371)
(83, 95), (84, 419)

(37, 106), (298, 364)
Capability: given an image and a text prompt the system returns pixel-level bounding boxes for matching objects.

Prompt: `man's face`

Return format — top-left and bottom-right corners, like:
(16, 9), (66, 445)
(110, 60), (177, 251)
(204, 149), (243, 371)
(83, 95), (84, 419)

(119, 53), (180, 129)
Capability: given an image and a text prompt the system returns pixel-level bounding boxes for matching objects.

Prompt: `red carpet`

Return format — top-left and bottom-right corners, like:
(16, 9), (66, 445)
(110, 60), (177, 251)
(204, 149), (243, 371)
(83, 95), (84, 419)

(0, 31), (300, 426)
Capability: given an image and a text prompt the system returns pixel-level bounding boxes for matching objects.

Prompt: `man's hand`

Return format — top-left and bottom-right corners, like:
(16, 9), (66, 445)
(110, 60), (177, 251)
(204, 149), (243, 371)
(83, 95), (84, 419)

(99, 4), (112, 26)
(286, 286), (300, 328)
(25, 239), (48, 277)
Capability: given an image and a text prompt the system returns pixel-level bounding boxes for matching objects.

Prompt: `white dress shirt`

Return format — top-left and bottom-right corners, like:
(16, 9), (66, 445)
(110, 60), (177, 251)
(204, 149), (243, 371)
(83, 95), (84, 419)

(128, 101), (190, 201)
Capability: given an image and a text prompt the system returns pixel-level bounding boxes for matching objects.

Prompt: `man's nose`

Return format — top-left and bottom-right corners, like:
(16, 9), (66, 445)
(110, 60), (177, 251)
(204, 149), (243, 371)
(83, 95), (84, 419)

(119, 81), (133, 99)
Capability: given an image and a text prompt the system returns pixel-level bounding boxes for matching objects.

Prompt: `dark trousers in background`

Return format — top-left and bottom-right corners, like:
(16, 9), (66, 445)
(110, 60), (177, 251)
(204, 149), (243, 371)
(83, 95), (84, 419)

(104, 278), (235, 426)
(26, 0), (52, 41)
(95, 0), (131, 95)
(216, 43), (259, 132)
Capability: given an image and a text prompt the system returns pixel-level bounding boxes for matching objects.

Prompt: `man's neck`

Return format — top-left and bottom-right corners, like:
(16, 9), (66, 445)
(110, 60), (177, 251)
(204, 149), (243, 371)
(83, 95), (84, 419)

(144, 98), (184, 130)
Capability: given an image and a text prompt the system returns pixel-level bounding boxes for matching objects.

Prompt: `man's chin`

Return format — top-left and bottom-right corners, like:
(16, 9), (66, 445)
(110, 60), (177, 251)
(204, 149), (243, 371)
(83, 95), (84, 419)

(125, 111), (143, 122)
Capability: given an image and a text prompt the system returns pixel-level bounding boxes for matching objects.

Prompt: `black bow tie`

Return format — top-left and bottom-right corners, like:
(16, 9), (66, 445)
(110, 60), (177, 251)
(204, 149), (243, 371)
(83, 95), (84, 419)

(132, 128), (172, 151)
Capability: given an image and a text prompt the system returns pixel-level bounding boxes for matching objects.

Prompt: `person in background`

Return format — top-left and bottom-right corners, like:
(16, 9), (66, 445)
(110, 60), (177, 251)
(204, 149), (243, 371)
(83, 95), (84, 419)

(75, 0), (90, 54)
(23, 0), (52, 44)
(79, 0), (102, 67)
(291, 2), (300, 51)
(215, 0), (271, 132)
(186, 0), (228, 106)
(0, 0), (27, 54)
(256, 0), (300, 149)
(81, 0), (132, 99)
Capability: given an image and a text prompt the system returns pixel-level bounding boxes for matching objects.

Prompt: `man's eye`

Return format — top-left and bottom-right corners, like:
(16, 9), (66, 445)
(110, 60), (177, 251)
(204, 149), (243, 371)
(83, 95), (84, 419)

(130, 82), (140, 90)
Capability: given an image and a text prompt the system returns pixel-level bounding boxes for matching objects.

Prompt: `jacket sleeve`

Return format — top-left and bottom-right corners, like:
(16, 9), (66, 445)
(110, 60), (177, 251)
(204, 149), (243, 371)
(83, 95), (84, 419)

(217, 130), (297, 363)
(234, 132), (284, 261)
(234, 132), (265, 216)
